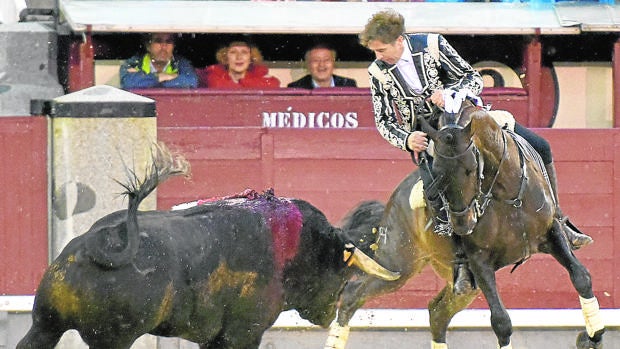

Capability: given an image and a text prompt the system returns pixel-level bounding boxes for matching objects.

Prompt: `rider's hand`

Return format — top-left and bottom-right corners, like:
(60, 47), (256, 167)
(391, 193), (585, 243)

(407, 131), (428, 163)
(429, 89), (445, 108)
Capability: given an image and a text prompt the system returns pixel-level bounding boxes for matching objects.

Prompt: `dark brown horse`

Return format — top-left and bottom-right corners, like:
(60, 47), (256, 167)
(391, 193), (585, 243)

(324, 103), (604, 349)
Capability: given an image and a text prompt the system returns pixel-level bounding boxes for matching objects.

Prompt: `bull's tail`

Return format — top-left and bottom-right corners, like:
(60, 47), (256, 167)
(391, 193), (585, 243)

(86, 143), (190, 268)
(340, 200), (385, 254)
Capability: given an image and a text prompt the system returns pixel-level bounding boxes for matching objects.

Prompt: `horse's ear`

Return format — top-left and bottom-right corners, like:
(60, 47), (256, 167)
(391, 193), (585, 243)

(417, 115), (438, 141)
(463, 116), (473, 137)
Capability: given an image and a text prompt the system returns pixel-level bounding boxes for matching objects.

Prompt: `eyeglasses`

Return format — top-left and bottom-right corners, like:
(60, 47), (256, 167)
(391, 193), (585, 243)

(151, 38), (174, 44)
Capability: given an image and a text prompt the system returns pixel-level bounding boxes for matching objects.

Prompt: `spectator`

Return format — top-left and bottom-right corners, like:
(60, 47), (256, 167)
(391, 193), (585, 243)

(288, 44), (357, 89)
(198, 40), (280, 88)
(119, 33), (198, 90)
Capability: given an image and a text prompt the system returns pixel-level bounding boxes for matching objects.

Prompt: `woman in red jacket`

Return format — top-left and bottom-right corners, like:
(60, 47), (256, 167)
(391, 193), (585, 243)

(198, 40), (280, 88)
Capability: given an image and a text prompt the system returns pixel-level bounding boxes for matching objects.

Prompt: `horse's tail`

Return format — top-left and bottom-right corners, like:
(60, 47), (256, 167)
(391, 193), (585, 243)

(86, 143), (190, 268)
(340, 200), (386, 254)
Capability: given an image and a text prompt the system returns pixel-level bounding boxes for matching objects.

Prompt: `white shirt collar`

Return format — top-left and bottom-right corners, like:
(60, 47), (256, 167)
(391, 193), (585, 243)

(399, 40), (412, 63)
(312, 77), (335, 88)
(395, 39), (423, 93)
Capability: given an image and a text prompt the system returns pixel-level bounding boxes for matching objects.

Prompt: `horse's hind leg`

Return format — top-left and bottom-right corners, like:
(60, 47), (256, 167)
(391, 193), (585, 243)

(428, 284), (479, 348)
(467, 260), (513, 349)
(545, 222), (604, 348)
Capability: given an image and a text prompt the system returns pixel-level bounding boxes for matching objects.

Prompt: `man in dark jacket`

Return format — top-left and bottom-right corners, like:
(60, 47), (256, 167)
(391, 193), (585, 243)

(288, 44), (357, 89)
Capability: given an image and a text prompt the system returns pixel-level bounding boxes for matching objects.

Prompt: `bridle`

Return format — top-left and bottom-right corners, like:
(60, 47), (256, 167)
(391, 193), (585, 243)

(434, 126), (528, 231)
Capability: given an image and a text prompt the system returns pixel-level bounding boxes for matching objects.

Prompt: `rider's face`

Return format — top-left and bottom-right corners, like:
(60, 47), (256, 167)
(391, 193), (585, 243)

(367, 36), (404, 65)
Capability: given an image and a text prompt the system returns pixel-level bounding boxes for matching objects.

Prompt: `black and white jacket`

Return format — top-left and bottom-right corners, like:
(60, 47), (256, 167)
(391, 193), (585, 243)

(369, 33), (483, 152)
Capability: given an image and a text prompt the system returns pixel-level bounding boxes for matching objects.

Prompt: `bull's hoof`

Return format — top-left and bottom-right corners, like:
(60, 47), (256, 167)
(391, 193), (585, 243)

(576, 331), (603, 349)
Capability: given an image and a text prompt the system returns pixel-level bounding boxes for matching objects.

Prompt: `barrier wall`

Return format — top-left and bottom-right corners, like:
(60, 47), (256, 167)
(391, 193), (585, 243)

(148, 90), (619, 310)
(0, 116), (48, 294)
(1, 94), (618, 312)
(142, 88), (533, 129)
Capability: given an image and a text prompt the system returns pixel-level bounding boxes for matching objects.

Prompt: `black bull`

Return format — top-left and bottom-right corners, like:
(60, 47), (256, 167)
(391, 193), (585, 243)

(17, 145), (399, 349)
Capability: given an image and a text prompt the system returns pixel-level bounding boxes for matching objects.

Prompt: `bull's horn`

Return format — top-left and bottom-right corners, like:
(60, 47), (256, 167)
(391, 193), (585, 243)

(343, 243), (400, 281)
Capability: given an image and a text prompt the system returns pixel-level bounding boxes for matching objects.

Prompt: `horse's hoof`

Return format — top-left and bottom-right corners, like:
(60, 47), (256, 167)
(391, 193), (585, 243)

(576, 331), (603, 349)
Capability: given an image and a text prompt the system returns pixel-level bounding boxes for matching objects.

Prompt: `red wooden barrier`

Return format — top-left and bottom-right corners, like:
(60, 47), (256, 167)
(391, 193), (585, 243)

(153, 92), (619, 310)
(156, 125), (619, 310)
(138, 88), (535, 129)
(0, 117), (48, 295)
(0, 92), (615, 312)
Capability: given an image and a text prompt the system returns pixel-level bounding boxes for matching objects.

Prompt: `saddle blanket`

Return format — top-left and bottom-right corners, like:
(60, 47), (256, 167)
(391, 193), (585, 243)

(409, 179), (426, 210)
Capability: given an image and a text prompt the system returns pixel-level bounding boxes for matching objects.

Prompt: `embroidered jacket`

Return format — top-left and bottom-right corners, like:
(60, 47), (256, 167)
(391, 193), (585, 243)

(119, 54), (198, 90)
(369, 33), (483, 151)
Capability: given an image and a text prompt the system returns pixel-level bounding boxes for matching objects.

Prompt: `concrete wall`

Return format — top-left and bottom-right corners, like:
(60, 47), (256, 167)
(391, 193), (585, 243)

(0, 22), (64, 116)
(4, 308), (620, 348)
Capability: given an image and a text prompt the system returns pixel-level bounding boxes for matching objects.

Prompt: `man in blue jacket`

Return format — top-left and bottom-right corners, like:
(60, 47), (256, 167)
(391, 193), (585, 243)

(120, 33), (198, 90)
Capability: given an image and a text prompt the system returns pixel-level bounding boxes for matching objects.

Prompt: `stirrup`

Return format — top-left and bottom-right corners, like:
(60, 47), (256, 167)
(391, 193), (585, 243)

(433, 219), (453, 237)
(453, 262), (475, 295)
(559, 216), (593, 250)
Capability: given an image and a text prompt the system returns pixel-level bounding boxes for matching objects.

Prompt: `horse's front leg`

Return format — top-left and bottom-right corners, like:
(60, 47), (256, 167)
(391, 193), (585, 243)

(544, 221), (605, 349)
(467, 258), (513, 349)
(428, 283), (479, 348)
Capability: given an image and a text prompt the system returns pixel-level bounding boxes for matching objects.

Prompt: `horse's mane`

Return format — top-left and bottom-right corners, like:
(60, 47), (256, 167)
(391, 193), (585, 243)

(468, 108), (504, 153)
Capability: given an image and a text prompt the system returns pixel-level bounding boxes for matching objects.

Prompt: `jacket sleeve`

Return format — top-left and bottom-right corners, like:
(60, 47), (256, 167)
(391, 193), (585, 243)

(287, 75), (315, 89)
(119, 55), (159, 90)
(161, 57), (199, 89)
(335, 75), (358, 88)
(369, 70), (410, 152)
(436, 34), (483, 95)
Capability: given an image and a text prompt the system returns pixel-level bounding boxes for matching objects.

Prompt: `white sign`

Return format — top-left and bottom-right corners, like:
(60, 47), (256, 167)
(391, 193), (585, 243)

(262, 107), (359, 129)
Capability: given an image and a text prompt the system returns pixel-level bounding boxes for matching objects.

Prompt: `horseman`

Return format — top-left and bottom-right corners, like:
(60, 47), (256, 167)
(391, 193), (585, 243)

(359, 9), (592, 294)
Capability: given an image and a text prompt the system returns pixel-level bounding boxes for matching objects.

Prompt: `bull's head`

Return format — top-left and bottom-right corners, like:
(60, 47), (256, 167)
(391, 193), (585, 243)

(282, 203), (400, 328)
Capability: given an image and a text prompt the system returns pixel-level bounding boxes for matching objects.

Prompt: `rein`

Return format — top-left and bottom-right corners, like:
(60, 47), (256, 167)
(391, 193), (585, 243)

(438, 128), (529, 224)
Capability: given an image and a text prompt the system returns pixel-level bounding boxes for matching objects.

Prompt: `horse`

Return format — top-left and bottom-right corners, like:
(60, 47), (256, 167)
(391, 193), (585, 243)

(324, 103), (604, 349)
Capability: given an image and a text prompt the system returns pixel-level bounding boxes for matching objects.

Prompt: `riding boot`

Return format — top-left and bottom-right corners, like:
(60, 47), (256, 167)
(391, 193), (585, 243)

(429, 195), (453, 236)
(545, 163), (593, 250)
(452, 235), (476, 294)
(418, 154), (453, 237)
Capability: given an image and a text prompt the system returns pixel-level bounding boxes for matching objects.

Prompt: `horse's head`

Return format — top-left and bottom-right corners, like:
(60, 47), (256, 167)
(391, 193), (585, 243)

(419, 103), (482, 236)
(438, 99), (477, 130)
